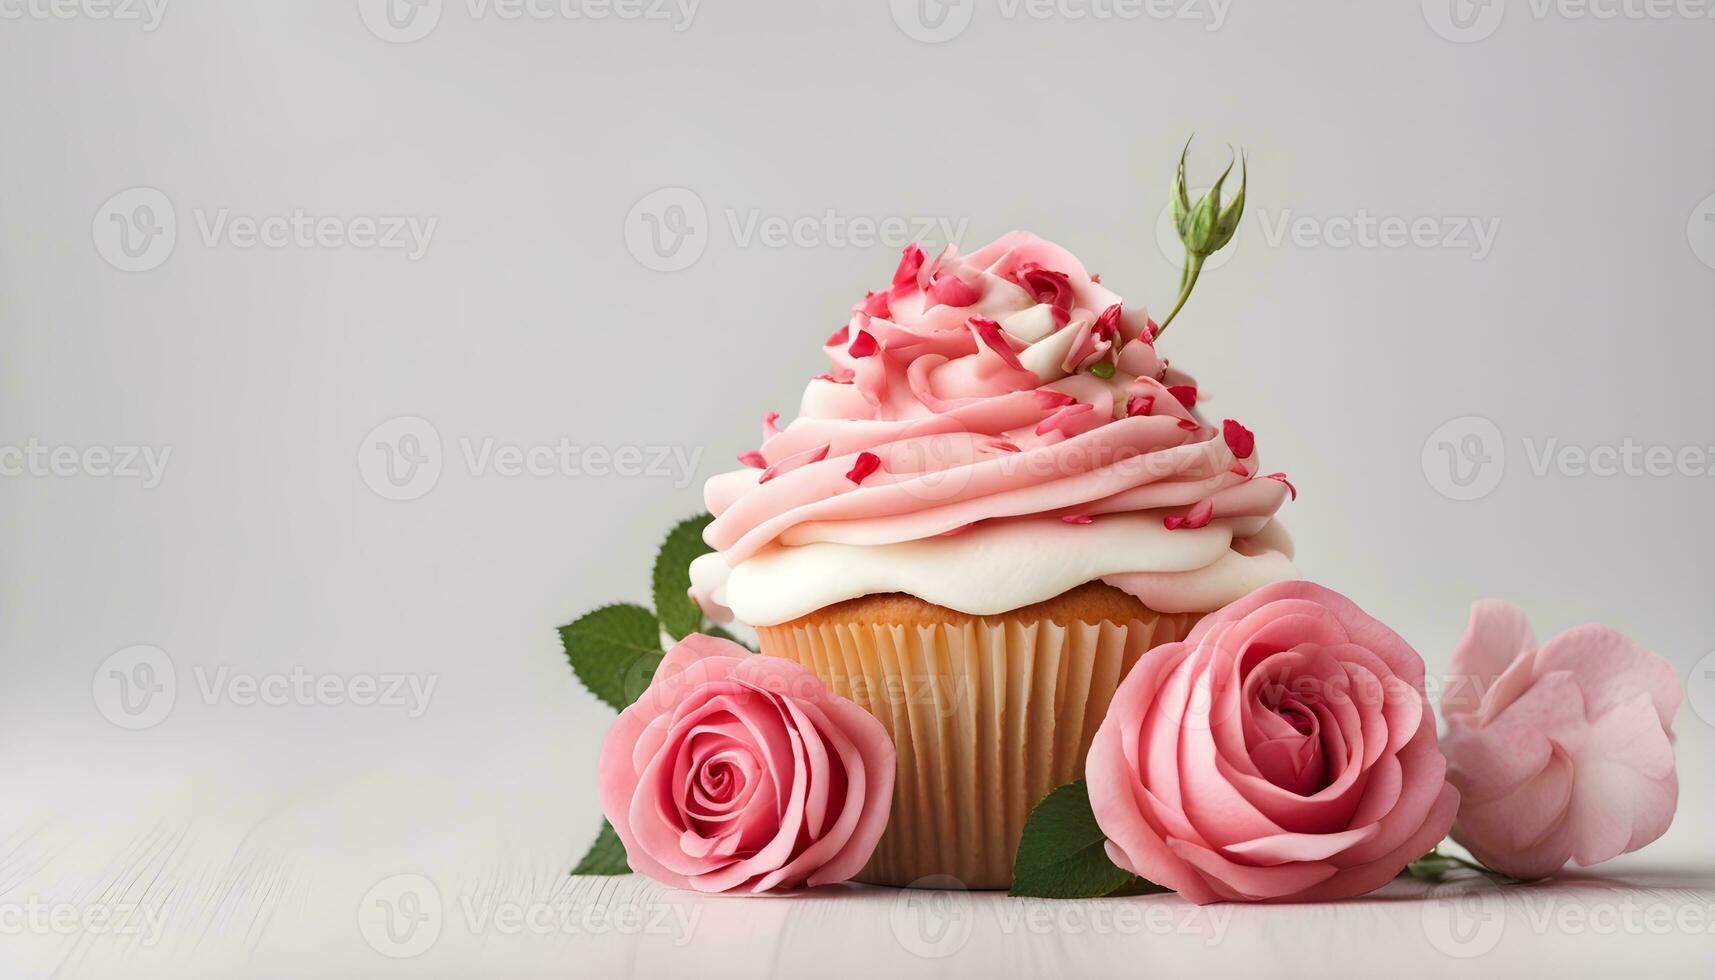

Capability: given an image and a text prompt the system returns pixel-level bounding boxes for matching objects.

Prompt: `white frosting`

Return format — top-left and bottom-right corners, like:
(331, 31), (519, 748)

(691, 514), (1296, 626)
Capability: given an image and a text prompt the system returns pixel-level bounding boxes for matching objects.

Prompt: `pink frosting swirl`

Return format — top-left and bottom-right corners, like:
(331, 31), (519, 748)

(700, 232), (1293, 616)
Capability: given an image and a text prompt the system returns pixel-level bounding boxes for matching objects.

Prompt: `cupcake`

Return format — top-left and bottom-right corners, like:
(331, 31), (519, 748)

(688, 232), (1296, 888)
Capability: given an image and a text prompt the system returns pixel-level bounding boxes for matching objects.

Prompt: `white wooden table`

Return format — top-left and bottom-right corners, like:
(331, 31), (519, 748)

(6, 759), (1712, 979)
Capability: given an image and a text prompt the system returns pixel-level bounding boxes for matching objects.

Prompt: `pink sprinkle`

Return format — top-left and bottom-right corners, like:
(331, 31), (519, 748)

(893, 244), (926, 288)
(1177, 418), (1200, 431)
(826, 325), (849, 347)
(1222, 419), (1255, 460)
(1265, 472), (1298, 501)
(1061, 514), (1093, 525)
(814, 368), (855, 384)
(845, 451), (880, 484)
(925, 274), (981, 308)
(969, 316), (1024, 371)
(1094, 303), (1123, 341)
(982, 440), (1022, 454)
(1164, 499), (1215, 531)
(1126, 394), (1155, 417)
(848, 329), (879, 358)
(1168, 385), (1198, 410)
(762, 411), (781, 438)
(1229, 464), (1249, 477)
(758, 443), (830, 484)
(1034, 389), (1076, 409)
(1090, 273), (1101, 283)
(737, 450), (766, 469)
(1141, 318), (1158, 345)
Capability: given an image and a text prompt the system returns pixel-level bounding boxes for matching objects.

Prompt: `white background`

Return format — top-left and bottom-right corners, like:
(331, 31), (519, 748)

(2, 1), (1712, 977)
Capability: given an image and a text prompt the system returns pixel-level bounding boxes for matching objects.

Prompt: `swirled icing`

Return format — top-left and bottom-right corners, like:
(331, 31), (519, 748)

(691, 232), (1296, 627)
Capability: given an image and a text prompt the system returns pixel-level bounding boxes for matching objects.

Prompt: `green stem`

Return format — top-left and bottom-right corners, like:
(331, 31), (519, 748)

(1155, 253), (1204, 338)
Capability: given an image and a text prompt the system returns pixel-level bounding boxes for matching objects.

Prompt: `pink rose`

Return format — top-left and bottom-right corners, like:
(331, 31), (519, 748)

(1442, 600), (1679, 880)
(597, 634), (895, 893)
(1087, 581), (1459, 904)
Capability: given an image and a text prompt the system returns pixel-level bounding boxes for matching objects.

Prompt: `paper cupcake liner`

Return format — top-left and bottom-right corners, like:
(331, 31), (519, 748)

(756, 610), (1196, 889)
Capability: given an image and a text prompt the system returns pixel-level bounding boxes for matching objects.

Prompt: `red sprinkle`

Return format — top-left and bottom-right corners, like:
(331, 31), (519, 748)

(1061, 514), (1094, 525)
(826, 325), (849, 347)
(848, 329), (879, 358)
(1034, 389), (1076, 409)
(1222, 419), (1255, 460)
(969, 316), (1024, 371)
(982, 440), (1022, 454)
(1126, 394), (1156, 417)
(893, 244), (926, 287)
(1164, 499), (1215, 531)
(1230, 464), (1249, 477)
(1093, 303), (1123, 341)
(1036, 403), (1094, 437)
(1265, 472), (1298, 501)
(1168, 385), (1199, 410)
(1141, 318), (1159, 345)
(762, 411), (781, 438)
(845, 451), (880, 484)
(1090, 273), (1101, 283)
(1177, 418), (1200, 431)
(737, 450), (766, 469)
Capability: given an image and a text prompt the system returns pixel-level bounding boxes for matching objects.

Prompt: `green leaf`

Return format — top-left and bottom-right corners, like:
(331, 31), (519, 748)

(652, 513), (716, 640)
(570, 820), (631, 875)
(560, 603), (662, 710)
(1009, 780), (1156, 899)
